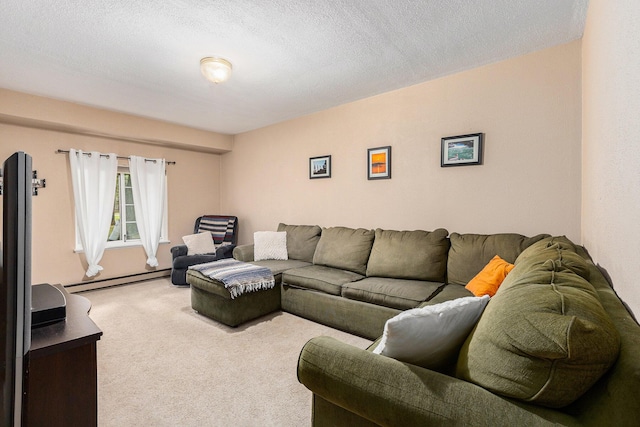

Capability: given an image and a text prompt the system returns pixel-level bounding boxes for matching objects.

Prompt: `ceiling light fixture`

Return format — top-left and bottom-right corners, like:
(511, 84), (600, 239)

(200, 57), (232, 83)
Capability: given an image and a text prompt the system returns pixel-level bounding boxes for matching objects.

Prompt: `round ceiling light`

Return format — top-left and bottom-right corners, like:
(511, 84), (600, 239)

(200, 57), (233, 84)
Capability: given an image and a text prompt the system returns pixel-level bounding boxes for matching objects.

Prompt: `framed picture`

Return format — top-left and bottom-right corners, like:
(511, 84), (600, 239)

(309, 155), (331, 179)
(441, 133), (483, 167)
(367, 146), (391, 180)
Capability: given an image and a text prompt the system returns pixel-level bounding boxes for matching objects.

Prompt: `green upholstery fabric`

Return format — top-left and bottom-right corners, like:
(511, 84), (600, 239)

(365, 228), (449, 281)
(187, 270), (281, 327)
(341, 277), (443, 310)
(298, 336), (580, 427)
(187, 269), (233, 299)
(250, 259), (312, 280)
(282, 285), (399, 340)
(515, 236), (590, 280)
(447, 232), (549, 286)
(562, 247), (640, 426)
(313, 227), (375, 275)
(312, 395), (380, 427)
(456, 239), (620, 408)
(292, 231), (639, 426)
(277, 223), (322, 262)
(231, 244), (312, 280)
(421, 284), (474, 307)
(233, 244), (255, 262)
(282, 265), (364, 296)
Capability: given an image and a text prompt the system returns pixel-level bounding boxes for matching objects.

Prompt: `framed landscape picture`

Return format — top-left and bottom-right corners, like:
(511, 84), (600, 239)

(309, 155), (331, 179)
(441, 133), (483, 167)
(367, 146), (391, 180)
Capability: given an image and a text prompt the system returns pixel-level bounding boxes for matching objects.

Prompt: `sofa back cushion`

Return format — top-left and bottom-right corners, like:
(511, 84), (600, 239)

(313, 227), (375, 275)
(366, 228), (449, 281)
(455, 236), (620, 408)
(447, 233), (549, 286)
(277, 223), (322, 262)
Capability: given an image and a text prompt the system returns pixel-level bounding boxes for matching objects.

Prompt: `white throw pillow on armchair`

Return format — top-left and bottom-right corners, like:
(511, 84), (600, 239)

(182, 232), (216, 255)
(254, 231), (288, 261)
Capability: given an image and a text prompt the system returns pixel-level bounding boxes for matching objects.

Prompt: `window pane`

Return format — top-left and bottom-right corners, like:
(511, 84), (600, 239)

(108, 176), (122, 241)
(124, 173), (132, 187)
(125, 187), (134, 204)
(126, 206), (136, 221)
(108, 219), (122, 241)
(126, 222), (140, 240)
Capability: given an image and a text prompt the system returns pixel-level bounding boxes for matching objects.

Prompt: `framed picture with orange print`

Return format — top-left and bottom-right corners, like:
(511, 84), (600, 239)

(367, 146), (391, 180)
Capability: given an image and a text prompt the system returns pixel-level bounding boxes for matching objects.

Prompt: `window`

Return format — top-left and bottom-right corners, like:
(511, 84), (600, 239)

(75, 166), (168, 251)
(108, 171), (139, 242)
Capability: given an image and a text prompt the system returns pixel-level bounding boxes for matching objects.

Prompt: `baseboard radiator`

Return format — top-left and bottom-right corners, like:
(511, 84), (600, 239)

(64, 268), (171, 293)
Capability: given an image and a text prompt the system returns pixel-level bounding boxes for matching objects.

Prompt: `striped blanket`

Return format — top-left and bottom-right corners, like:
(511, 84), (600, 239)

(189, 259), (275, 299)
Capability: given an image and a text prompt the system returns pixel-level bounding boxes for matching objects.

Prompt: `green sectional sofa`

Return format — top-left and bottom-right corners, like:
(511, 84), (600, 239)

(188, 223), (640, 426)
(231, 224), (550, 340)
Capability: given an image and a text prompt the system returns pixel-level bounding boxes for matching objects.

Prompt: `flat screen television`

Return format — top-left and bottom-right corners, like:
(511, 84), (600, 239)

(1, 151), (32, 427)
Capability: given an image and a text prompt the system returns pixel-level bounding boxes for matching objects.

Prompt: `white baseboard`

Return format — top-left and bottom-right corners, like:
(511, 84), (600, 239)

(64, 269), (171, 293)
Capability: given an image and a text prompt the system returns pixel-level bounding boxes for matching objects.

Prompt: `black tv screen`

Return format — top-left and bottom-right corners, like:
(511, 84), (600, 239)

(1, 151), (32, 427)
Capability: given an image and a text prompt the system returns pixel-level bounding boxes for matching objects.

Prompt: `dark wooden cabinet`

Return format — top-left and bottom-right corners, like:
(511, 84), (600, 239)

(25, 285), (102, 426)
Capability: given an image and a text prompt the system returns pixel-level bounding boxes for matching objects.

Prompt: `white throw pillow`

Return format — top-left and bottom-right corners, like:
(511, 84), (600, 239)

(254, 231), (288, 261)
(373, 295), (490, 370)
(182, 232), (216, 255)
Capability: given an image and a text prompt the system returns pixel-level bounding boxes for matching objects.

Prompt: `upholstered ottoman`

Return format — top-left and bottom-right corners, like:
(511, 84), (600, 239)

(186, 269), (281, 327)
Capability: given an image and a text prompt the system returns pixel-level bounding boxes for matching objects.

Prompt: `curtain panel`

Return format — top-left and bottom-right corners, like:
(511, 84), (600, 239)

(129, 156), (166, 267)
(69, 149), (118, 277)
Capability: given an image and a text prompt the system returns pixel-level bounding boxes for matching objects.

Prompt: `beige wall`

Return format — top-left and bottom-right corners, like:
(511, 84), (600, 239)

(582, 0), (640, 318)
(0, 90), (228, 285)
(0, 89), (233, 154)
(221, 41), (582, 246)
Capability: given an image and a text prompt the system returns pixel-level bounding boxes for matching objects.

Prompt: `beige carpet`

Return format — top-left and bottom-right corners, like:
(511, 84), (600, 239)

(84, 278), (372, 426)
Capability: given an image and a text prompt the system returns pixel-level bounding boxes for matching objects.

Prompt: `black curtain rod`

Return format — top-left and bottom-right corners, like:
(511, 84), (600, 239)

(56, 149), (176, 165)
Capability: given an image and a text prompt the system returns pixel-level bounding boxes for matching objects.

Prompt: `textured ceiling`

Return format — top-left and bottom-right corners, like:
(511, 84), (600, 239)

(0, 1), (589, 135)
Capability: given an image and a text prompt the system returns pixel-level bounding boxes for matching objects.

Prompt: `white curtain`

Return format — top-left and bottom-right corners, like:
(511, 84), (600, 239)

(69, 149), (118, 277)
(129, 156), (166, 267)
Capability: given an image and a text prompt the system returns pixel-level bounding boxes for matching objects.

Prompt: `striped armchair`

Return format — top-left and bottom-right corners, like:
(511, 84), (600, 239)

(170, 215), (238, 285)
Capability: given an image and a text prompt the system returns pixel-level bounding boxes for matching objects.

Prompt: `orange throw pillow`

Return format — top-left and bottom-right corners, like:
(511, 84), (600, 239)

(465, 255), (514, 297)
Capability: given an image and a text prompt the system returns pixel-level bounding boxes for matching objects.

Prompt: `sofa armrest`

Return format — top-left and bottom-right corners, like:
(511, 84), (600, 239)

(173, 253), (218, 269)
(170, 244), (188, 259)
(172, 244), (234, 263)
(297, 336), (576, 427)
(233, 244), (254, 261)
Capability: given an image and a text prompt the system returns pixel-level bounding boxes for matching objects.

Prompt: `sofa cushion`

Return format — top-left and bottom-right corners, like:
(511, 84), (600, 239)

(341, 277), (443, 310)
(373, 295), (490, 371)
(447, 232), (549, 286)
(277, 223), (322, 262)
(365, 228), (449, 281)
(282, 265), (364, 296)
(420, 284), (474, 306)
(456, 238), (620, 408)
(465, 255), (514, 297)
(250, 259), (312, 283)
(313, 227), (375, 275)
